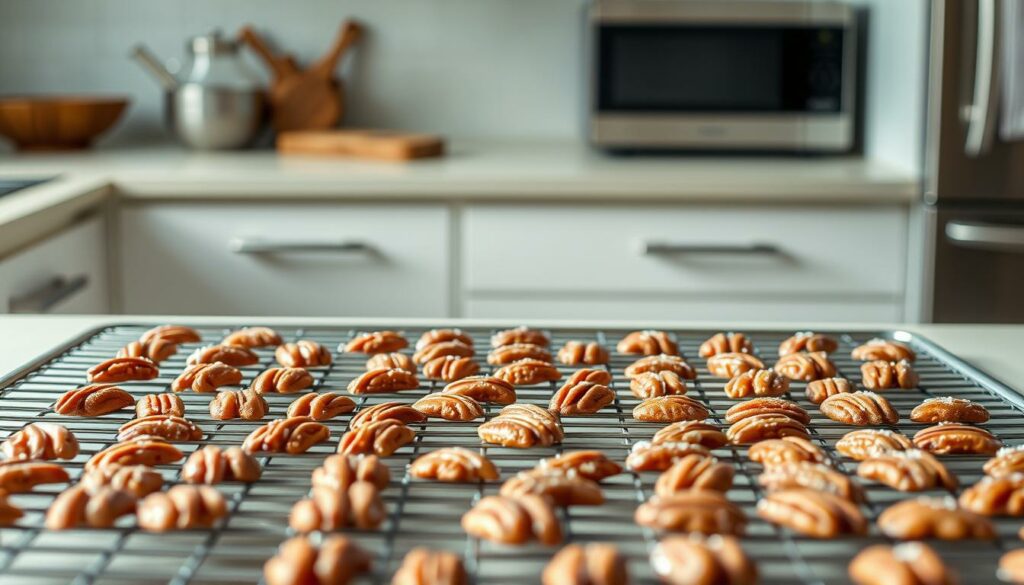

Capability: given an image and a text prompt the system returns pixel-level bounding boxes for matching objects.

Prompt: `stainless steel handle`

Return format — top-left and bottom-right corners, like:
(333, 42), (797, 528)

(641, 241), (782, 256)
(130, 45), (179, 91)
(230, 237), (375, 255)
(945, 220), (1024, 252)
(8, 275), (89, 313)
(963, 0), (1002, 157)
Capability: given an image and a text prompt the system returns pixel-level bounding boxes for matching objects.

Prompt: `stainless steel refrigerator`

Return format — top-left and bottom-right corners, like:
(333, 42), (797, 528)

(925, 0), (1024, 322)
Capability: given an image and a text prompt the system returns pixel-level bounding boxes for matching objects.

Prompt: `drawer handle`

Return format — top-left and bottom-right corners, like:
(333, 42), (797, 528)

(641, 241), (782, 256)
(230, 238), (376, 255)
(945, 220), (1024, 252)
(8, 275), (89, 313)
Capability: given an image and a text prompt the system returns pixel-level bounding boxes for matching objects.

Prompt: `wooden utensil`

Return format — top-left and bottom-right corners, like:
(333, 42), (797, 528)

(240, 20), (363, 133)
(277, 129), (445, 161)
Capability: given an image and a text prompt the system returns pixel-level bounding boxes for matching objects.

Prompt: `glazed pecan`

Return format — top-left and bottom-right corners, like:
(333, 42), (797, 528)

(54, 384), (134, 416)
(442, 375), (517, 404)
(289, 483), (385, 531)
(624, 354), (696, 380)
(537, 451), (622, 482)
(850, 544), (957, 585)
(630, 371), (688, 399)
(542, 544), (628, 585)
(556, 341), (609, 366)
(653, 421), (728, 449)
(857, 449), (957, 492)
(820, 391), (899, 425)
(412, 340), (474, 365)
(911, 397), (990, 424)
(626, 440), (711, 472)
(877, 497), (995, 540)
(759, 462), (863, 501)
(727, 414), (810, 445)
(286, 392), (357, 420)
(264, 536), (372, 585)
(45, 485), (137, 529)
(117, 338), (177, 363)
(461, 494), (561, 545)
(493, 358), (563, 386)
(635, 490), (746, 535)
(632, 395), (710, 423)
(275, 340), (332, 367)
(412, 393), (484, 421)
(117, 415), (203, 442)
(345, 330), (409, 354)
(724, 397), (810, 425)
(243, 417), (331, 454)
(0, 460), (69, 492)
(338, 419), (416, 457)
(651, 535), (758, 585)
(477, 404), (564, 448)
(85, 436), (183, 471)
(393, 548), (469, 585)
(704, 352), (763, 379)
(367, 351), (416, 373)
(410, 448), (499, 482)
(417, 328), (474, 351)
(564, 368), (614, 386)
(913, 423), (1001, 455)
(852, 338), (916, 362)
(1003, 550), (1024, 585)
(421, 355), (480, 382)
(87, 357), (159, 384)
(549, 380), (615, 415)
(805, 377), (853, 405)
(312, 454), (391, 491)
(137, 484), (227, 531)
(187, 344), (258, 367)
(136, 393), (185, 418)
(491, 326), (550, 348)
(182, 445), (262, 484)
(985, 445), (1024, 477)
(140, 324), (201, 345)
(347, 367), (420, 394)
(1, 422), (78, 460)
(487, 343), (551, 365)
(654, 454), (734, 495)
(209, 389), (268, 421)
(861, 359), (918, 390)
(172, 362), (243, 393)
(350, 401), (428, 429)
(773, 351), (836, 382)
(779, 332), (838, 356)
(757, 488), (867, 538)
(500, 469), (604, 506)
(79, 464), (163, 497)
(723, 369), (789, 399)
(959, 474), (1024, 516)
(616, 330), (678, 356)
(0, 491), (23, 526)
(222, 326), (282, 348)
(747, 437), (826, 467)
(836, 429), (913, 460)
(699, 332), (753, 358)
(250, 367), (314, 394)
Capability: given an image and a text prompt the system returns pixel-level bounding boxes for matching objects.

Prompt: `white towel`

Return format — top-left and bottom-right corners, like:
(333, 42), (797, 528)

(1001, 0), (1024, 140)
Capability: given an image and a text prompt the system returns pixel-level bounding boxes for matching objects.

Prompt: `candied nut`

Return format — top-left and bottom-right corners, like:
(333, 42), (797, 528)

(137, 484), (227, 531)
(724, 397), (810, 425)
(626, 440), (711, 472)
(861, 359), (918, 390)
(209, 389), (268, 421)
(820, 391), (899, 426)
(0, 490), (23, 526)
(500, 469), (604, 506)
(117, 415), (203, 442)
(877, 497), (995, 540)
(654, 454), (734, 495)
(417, 328), (474, 351)
(913, 422), (1001, 455)
(699, 332), (753, 358)
(478, 404), (564, 448)
(959, 474), (1024, 516)
(549, 380), (615, 415)
(251, 367), (314, 394)
(87, 356), (159, 384)
(421, 355), (480, 382)
(223, 326), (282, 348)
(172, 362), (243, 393)
(393, 548), (469, 585)
(836, 429), (914, 461)
(264, 535), (372, 585)
(723, 369), (789, 399)
(747, 437), (826, 467)
(759, 462), (863, 501)
(187, 344), (258, 367)
(461, 494), (562, 546)
(338, 419), (416, 457)
(857, 449), (958, 492)
(491, 326), (549, 348)
(243, 417), (331, 454)
(849, 543), (957, 585)
(537, 451), (622, 482)
(779, 332), (838, 356)
(706, 352), (765, 379)
(494, 358), (562, 386)
(805, 377), (853, 405)
(182, 445), (262, 484)
(1002, 549), (1024, 585)
(410, 448), (499, 482)
(350, 402), (427, 429)
(442, 375), (516, 404)
(911, 397), (990, 424)
(86, 437), (183, 471)
(289, 483), (385, 532)
(727, 414), (810, 445)
(757, 488), (866, 538)
(80, 464), (163, 497)
(487, 343), (551, 365)
(286, 392), (357, 420)
(140, 324), (201, 345)
(0, 460), (69, 492)
(773, 351), (836, 382)
(565, 368), (614, 386)
(556, 341), (609, 366)
(635, 490), (746, 535)
(632, 395), (709, 423)
(348, 367), (420, 395)
(276, 340), (332, 368)
(630, 371), (688, 398)
(45, 485), (137, 529)
(651, 535), (758, 585)
(617, 330), (678, 356)
(412, 340), (475, 366)
(136, 393), (185, 418)
(852, 338), (916, 362)
(1, 422), (79, 461)
(117, 338), (177, 363)
(313, 454), (390, 491)
(367, 352), (416, 373)
(653, 421), (728, 449)
(345, 330), (409, 354)
(54, 384), (134, 416)
(542, 543), (628, 585)
(624, 354), (696, 380)
(412, 393), (484, 422)
(986, 446), (1024, 477)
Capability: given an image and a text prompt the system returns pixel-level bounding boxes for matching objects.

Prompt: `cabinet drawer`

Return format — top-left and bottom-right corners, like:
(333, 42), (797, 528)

(463, 204), (907, 296)
(120, 203), (449, 316)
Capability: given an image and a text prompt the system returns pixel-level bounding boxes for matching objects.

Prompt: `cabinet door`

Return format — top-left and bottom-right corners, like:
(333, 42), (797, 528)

(119, 203), (450, 317)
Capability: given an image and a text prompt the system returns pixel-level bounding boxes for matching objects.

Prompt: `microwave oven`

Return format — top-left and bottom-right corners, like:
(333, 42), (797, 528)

(589, 0), (857, 152)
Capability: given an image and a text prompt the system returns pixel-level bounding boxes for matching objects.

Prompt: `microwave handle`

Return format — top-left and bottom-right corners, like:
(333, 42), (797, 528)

(962, 0), (1001, 157)
(945, 220), (1024, 252)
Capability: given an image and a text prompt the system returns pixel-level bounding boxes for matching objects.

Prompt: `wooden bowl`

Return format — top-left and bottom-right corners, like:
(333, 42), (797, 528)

(0, 97), (129, 150)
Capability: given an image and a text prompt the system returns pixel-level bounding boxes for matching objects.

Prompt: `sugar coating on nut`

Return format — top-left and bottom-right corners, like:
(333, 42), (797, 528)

(727, 413), (810, 445)
(699, 332), (754, 358)
(243, 417), (331, 454)
(367, 352), (416, 373)
(911, 396), (990, 424)
(493, 358), (563, 386)
(616, 330), (678, 356)
(549, 380), (615, 415)
(500, 469), (604, 507)
(172, 362), (242, 393)
(877, 496), (994, 540)
(487, 343), (551, 365)
(651, 535), (758, 585)
(347, 368), (420, 395)
(0, 460), (71, 493)
(912, 422), (1002, 455)
(117, 415), (203, 443)
(747, 437), (827, 467)
(820, 391), (900, 426)
(635, 490), (747, 535)
(959, 474), (1024, 516)
(654, 454), (734, 496)
(412, 393), (484, 422)
(759, 461), (864, 502)
(491, 326), (549, 348)
(187, 344), (258, 367)
(723, 369), (790, 399)
(409, 448), (499, 483)
(209, 389), (268, 421)
(772, 351), (836, 382)
(338, 419), (416, 457)
(275, 340), (332, 368)
(478, 404), (564, 448)
(861, 359), (919, 390)
(654, 421), (728, 449)
(707, 352), (765, 379)
(87, 356), (159, 383)
(417, 328), (474, 351)
(724, 397), (810, 425)
(630, 371), (688, 399)
(537, 451), (622, 482)
(805, 377), (853, 405)
(461, 494), (562, 546)
(851, 338), (916, 362)
(350, 401), (427, 429)
(54, 384), (135, 416)
(632, 395), (710, 423)
(250, 367), (314, 394)
(779, 331), (838, 356)
(856, 449), (958, 492)
(441, 375), (517, 404)
(836, 429), (913, 461)
(222, 326), (282, 348)
(421, 355), (480, 382)
(345, 330), (409, 354)
(624, 354), (696, 380)
(626, 440), (711, 472)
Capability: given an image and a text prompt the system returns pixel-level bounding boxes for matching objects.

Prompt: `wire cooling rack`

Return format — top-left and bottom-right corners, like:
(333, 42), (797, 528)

(0, 324), (1021, 585)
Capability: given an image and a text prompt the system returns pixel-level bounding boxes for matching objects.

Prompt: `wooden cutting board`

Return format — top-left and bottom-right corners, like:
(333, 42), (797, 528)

(277, 129), (445, 161)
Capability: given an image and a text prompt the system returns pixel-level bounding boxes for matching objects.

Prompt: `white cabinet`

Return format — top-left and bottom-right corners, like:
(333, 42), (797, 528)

(119, 202), (450, 317)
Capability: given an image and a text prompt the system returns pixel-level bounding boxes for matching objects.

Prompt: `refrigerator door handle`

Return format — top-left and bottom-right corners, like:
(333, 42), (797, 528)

(945, 220), (1024, 252)
(963, 0), (1002, 157)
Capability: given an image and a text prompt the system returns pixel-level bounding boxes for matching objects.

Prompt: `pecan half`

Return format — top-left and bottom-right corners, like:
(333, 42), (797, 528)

(985, 446), (1024, 477)
(422, 355), (480, 382)
(117, 415), (203, 442)
(243, 417), (331, 454)
(137, 484), (227, 531)
(487, 343), (551, 365)
(491, 326), (549, 348)
(338, 419), (416, 457)
(493, 358), (563, 386)
(136, 393), (185, 418)
(556, 341), (609, 366)
(0, 460), (69, 492)
(724, 397), (810, 424)
(1, 422), (79, 461)
(653, 421), (728, 449)
(857, 449), (957, 492)
(312, 454), (391, 491)
(209, 389), (268, 421)
(412, 340), (475, 365)
(635, 490), (746, 535)
(805, 377), (853, 405)
(549, 380), (615, 415)
(759, 462), (863, 501)
(727, 414), (810, 445)
(264, 536), (372, 585)
(626, 440), (711, 472)
(477, 404), (564, 448)
(651, 535), (758, 585)
(616, 330), (678, 356)
(877, 497), (994, 540)
(0, 491), (23, 526)
(699, 332), (753, 358)
(500, 469), (604, 506)
(54, 384), (134, 416)
(182, 446), (261, 484)
(289, 483), (385, 531)
(45, 485), (137, 529)
(222, 326), (282, 348)
(773, 351), (836, 382)
(140, 324), (201, 345)
(632, 395), (709, 423)
(757, 487), (867, 538)
(911, 397), (990, 424)
(80, 464), (163, 497)
(172, 362), (242, 393)
(350, 401), (428, 429)
(706, 352), (765, 379)
(537, 451), (622, 482)
(367, 351), (416, 373)
(410, 448), (499, 482)
(417, 328), (474, 351)
(654, 454), (734, 495)
(747, 437), (827, 467)
(187, 344), (258, 367)
(630, 371), (688, 398)
(86, 437), (183, 471)
(820, 391), (899, 426)
(1002, 550), (1024, 585)
(959, 474), (1024, 516)
(117, 338), (177, 363)
(275, 340), (332, 367)
(345, 330), (409, 354)
(913, 423), (1001, 455)
(852, 338), (916, 362)
(850, 543), (957, 585)
(836, 429), (913, 460)
(461, 494), (561, 545)
(250, 367), (314, 394)
(286, 392), (357, 420)
(723, 369), (789, 399)
(565, 368), (614, 386)
(412, 393), (484, 421)
(87, 357), (159, 383)
(347, 367), (420, 394)
(442, 375), (517, 404)
(543, 544), (628, 585)
(624, 354), (696, 380)
(779, 332), (838, 356)
(861, 359), (918, 390)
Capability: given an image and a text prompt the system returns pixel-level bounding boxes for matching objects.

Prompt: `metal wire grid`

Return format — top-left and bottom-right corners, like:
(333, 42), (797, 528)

(0, 324), (1020, 585)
